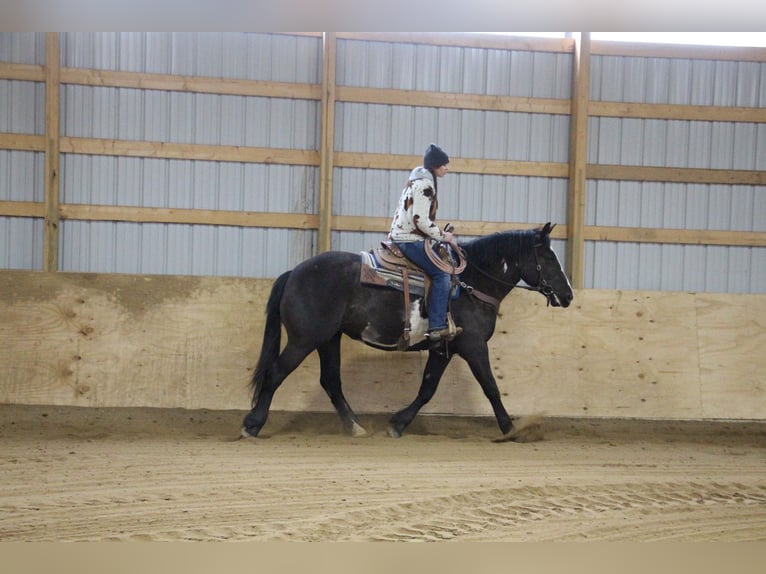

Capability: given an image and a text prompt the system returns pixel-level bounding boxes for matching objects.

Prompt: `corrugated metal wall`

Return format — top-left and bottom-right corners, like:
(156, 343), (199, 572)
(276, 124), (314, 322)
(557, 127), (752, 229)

(0, 32), (45, 270)
(333, 39), (572, 262)
(58, 32), (321, 278)
(587, 55), (766, 292)
(1, 33), (764, 292)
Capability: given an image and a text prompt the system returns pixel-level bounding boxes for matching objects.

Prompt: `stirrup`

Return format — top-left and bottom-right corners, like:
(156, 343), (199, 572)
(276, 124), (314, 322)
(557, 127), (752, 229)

(425, 326), (463, 341)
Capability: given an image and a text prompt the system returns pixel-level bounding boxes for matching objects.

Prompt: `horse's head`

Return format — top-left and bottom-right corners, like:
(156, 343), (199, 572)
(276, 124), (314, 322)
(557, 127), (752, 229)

(518, 223), (574, 308)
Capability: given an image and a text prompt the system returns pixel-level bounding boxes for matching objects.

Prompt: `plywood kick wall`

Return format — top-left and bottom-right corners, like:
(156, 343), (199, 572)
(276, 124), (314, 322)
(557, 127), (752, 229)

(1, 271), (763, 421)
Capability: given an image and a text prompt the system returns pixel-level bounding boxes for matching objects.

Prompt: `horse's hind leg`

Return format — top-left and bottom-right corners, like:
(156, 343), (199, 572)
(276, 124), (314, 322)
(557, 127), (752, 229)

(318, 334), (367, 437)
(242, 343), (313, 438)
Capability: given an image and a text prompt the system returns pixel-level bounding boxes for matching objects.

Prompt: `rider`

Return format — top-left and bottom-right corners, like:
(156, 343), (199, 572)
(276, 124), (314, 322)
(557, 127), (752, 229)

(389, 144), (462, 342)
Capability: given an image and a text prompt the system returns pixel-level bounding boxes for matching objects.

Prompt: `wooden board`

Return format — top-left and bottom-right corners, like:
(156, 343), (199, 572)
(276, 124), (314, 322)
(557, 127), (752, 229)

(696, 293), (766, 419)
(0, 271), (265, 410)
(1, 271), (763, 420)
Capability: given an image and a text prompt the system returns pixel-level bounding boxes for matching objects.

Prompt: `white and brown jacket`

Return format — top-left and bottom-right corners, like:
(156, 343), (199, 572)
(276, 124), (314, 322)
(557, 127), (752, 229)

(389, 167), (446, 242)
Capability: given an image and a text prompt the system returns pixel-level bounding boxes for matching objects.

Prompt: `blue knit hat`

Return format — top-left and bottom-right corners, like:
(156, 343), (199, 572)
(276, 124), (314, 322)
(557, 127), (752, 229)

(423, 144), (449, 169)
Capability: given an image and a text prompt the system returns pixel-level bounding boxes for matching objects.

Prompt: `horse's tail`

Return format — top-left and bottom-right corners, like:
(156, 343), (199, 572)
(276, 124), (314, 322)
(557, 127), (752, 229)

(249, 270), (292, 404)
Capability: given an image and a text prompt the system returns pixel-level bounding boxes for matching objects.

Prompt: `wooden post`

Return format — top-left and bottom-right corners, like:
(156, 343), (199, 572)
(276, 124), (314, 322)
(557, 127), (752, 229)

(566, 32), (590, 289)
(43, 32), (61, 271)
(317, 32), (337, 254)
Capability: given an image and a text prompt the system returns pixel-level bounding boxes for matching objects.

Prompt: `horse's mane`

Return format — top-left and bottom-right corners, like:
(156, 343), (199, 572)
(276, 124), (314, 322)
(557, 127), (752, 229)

(460, 229), (542, 269)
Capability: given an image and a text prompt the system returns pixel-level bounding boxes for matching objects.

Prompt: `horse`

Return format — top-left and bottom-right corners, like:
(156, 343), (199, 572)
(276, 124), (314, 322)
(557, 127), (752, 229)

(241, 222), (573, 441)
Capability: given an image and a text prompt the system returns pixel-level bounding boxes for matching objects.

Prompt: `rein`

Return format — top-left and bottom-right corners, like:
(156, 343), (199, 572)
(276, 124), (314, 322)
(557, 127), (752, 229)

(424, 238), (467, 274)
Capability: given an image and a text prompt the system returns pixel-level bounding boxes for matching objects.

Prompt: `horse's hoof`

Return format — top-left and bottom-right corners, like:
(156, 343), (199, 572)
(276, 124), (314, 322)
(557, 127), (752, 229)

(387, 425), (402, 438)
(351, 422), (368, 437)
(240, 427), (256, 439)
(492, 415), (545, 443)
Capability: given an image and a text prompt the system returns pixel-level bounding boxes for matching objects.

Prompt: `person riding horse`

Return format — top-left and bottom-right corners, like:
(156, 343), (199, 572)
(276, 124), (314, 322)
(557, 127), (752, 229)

(389, 144), (462, 342)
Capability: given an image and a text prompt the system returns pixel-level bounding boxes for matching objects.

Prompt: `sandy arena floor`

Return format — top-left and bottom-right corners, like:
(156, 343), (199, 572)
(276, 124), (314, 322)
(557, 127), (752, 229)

(0, 403), (764, 542)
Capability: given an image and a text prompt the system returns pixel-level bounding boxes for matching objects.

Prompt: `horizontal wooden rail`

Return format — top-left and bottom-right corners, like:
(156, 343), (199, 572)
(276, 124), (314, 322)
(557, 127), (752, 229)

(336, 86), (571, 115)
(1, 133), (763, 187)
(336, 33), (575, 53)
(58, 204), (319, 229)
(330, 215), (569, 238)
(585, 225), (766, 247)
(2, 200), (760, 248)
(0, 133), (45, 152)
(334, 151), (570, 178)
(61, 68), (321, 100)
(591, 40), (766, 63)
(0, 201), (44, 218)
(60, 137), (320, 165)
(590, 101), (766, 123)
(588, 164), (766, 186)
(0, 62), (45, 81)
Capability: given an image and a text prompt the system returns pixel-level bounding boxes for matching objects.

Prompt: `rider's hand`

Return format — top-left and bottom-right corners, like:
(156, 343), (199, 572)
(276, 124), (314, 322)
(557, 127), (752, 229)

(442, 231), (454, 243)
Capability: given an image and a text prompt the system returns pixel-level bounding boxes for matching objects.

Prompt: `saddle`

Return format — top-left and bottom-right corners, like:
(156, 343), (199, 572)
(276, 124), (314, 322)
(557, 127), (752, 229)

(360, 241), (450, 350)
(361, 241), (427, 291)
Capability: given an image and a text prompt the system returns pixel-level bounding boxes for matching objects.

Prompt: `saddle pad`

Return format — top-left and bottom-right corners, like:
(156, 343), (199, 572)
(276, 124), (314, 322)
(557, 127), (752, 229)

(359, 251), (426, 297)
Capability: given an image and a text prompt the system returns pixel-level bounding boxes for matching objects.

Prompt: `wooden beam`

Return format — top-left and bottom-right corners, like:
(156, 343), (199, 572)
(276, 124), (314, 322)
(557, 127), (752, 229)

(317, 32), (337, 254)
(43, 33), (60, 272)
(0, 62), (45, 81)
(61, 68), (321, 100)
(54, 204), (764, 249)
(585, 225), (766, 248)
(587, 164), (766, 186)
(337, 32), (575, 54)
(59, 204), (319, 229)
(336, 86), (571, 115)
(334, 151), (569, 178)
(591, 40), (766, 63)
(60, 137), (320, 166)
(330, 214), (569, 240)
(590, 100), (766, 124)
(0, 133), (45, 152)
(0, 201), (45, 218)
(566, 32), (590, 289)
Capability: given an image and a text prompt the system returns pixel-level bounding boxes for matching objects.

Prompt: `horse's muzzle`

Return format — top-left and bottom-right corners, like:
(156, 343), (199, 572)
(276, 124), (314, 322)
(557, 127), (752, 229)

(547, 289), (573, 308)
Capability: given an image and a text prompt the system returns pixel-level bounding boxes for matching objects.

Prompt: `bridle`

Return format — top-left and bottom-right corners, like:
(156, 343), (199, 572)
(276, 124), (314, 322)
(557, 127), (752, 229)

(463, 242), (557, 308)
(517, 244), (556, 305)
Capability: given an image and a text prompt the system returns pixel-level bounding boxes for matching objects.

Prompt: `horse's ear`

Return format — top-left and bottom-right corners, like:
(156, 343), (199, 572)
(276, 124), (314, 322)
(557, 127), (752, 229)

(541, 222), (554, 235)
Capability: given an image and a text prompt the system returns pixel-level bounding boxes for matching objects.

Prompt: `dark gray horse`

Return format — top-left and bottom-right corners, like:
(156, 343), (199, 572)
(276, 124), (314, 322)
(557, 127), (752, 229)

(241, 223), (573, 441)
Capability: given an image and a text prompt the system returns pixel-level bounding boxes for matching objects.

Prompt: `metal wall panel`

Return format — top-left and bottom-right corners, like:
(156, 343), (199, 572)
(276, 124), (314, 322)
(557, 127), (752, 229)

(588, 54), (766, 293)
(62, 85), (320, 149)
(0, 33), (46, 270)
(60, 155), (318, 277)
(334, 38), (572, 262)
(0, 32), (45, 65)
(337, 39), (572, 98)
(3, 34), (763, 291)
(0, 136), (45, 271)
(0, 80), (45, 135)
(54, 33), (322, 277)
(61, 33), (322, 82)
(59, 220), (314, 278)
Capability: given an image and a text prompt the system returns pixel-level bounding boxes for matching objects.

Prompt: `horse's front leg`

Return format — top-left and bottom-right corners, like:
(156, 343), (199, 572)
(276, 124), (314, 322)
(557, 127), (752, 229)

(388, 350), (452, 438)
(460, 342), (513, 435)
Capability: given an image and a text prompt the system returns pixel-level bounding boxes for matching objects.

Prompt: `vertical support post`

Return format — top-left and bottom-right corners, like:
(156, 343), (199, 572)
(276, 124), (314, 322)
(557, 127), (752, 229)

(43, 32), (61, 271)
(566, 32), (590, 289)
(317, 32), (337, 254)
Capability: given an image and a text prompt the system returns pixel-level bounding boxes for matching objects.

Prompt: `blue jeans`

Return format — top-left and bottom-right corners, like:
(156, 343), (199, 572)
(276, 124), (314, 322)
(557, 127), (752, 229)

(395, 241), (451, 331)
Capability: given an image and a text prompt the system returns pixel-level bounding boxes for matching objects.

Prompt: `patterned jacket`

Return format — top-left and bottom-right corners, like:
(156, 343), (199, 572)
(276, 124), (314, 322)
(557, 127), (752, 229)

(389, 167), (446, 242)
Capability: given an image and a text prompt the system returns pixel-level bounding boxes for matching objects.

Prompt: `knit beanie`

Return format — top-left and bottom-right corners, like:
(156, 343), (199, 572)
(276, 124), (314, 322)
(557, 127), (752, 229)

(423, 144), (449, 169)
